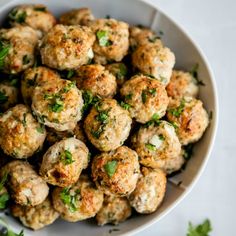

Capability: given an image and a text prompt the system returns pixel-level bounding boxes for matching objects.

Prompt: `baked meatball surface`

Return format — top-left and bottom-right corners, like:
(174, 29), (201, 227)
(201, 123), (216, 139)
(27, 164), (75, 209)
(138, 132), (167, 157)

(7, 4), (56, 35)
(166, 70), (199, 99)
(74, 64), (117, 98)
(11, 197), (59, 230)
(52, 175), (103, 222)
(0, 104), (46, 159)
(32, 79), (83, 131)
(40, 24), (95, 70)
(89, 19), (129, 64)
(21, 66), (61, 105)
(0, 26), (39, 74)
(132, 43), (175, 86)
(84, 99), (132, 151)
(167, 97), (209, 145)
(129, 167), (166, 214)
(40, 137), (89, 187)
(59, 8), (94, 26)
(132, 121), (183, 174)
(91, 146), (140, 196)
(96, 194), (131, 226)
(120, 74), (169, 123)
(0, 160), (49, 206)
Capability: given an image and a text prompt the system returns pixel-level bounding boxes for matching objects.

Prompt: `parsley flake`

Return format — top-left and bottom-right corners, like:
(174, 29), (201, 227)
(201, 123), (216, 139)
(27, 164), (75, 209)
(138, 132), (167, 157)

(96, 30), (112, 47)
(169, 99), (185, 117)
(187, 219), (212, 236)
(60, 150), (74, 165)
(145, 143), (156, 151)
(104, 160), (117, 177)
(119, 101), (131, 110)
(60, 187), (80, 212)
(0, 41), (11, 69)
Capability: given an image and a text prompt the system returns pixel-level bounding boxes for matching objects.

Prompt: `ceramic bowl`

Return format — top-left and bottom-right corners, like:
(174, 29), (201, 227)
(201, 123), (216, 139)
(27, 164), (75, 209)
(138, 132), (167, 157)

(0, 0), (218, 235)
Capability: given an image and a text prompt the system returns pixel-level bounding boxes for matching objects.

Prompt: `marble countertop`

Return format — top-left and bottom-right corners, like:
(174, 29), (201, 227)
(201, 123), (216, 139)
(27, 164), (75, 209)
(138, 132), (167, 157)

(136, 0), (235, 235)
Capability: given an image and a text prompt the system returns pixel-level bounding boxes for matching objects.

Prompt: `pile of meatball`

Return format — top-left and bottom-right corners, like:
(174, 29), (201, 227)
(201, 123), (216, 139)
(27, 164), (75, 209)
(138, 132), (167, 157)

(0, 4), (209, 231)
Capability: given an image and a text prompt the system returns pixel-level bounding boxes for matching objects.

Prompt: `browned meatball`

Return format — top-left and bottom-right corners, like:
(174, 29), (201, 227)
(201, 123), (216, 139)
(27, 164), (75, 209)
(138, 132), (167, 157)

(96, 195), (131, 225)
(0, 160), (49, 206)
(59, 8), (94, 26)
(74, 64), (117, 98)
(91, 146), (140, 196)
(11, 197), (59, 230)
(52, 175), (103, 222)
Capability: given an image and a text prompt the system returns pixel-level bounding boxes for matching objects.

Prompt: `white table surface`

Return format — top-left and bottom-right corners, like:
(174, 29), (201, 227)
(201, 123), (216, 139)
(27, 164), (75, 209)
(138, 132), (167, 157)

(136, 0), (235, 235)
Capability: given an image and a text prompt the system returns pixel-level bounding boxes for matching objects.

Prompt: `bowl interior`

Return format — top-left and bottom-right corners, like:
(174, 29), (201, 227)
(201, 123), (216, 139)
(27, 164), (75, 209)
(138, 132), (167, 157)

(0, 0), (218, 235)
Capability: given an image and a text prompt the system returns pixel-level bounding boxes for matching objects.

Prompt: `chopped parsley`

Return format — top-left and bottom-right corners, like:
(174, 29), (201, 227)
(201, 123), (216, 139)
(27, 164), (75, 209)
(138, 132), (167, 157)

(91, 125), (104, 139)
(22, 113), (27, 127)
(190, 63), (205, 86)
(0, 41), (11, 69)
(119, 101), (131, 110)
(8, 9), (27, 23)
(82, 90), (100, 114)
(22, 55), (30, 65)
(125, 93), (132, 100)
(145, 143), (156, 151)
(0, 173), (9, 210)
(63, 81), (76, 93)
(96, 30), (112, 47)
(169, 99), (185, 117)
(104, 160), (117, 177)
(169, 121), (179, 129)
(0, 91), (8, 104)
(60, 150), (74, 165)
(187, 219), (212, 236)
(60, 187), (80, 212)
(183, 144), (194, 161)
(66, 70), (75, 79)
(144, 113), (160, 127)
(116, 63), (127, 80)
(36, 124), (45, 134)
(141, 88), (157, 103)
(96, 110), (109, 123)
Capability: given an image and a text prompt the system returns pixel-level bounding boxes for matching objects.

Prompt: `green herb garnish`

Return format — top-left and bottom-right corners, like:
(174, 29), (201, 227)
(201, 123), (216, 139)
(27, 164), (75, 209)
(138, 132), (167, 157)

(60, 150), (74, 165)
(66, 70), (75, 79)
(183, 144), (194, 161)
(119, 101), (131, 110)
(22, 55), (30, 65)
(104, 160), (117, 177)
(60, 187), (80, 212)
(0, 41), (11, 69)
(141, 89), (156, 103)
(0, 91), (8, 104)
(96, 30), (112, 47)
(144, 113), (160, 127)
(8, 9), (27, 23)
(116, 63), (127, 80)
(145, 143), (156, 151)
(0, 173), (9, 209)
(187, 219), (212, 236)
(169, 99), (185, 117)
(36, 124), (45, 134)
(22, 113), (27, 127)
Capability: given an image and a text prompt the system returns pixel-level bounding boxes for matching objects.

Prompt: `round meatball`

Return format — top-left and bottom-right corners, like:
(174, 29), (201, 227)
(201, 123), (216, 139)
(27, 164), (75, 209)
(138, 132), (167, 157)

(105, 62), (128, 87)
(40, 137), (89, 187)
(32, 79), (83, 131)
(132, 43), (175, 86)
(89, 19), (129, 64)
(0, 104), (46, 159)
(128, 167), (166, 214)
(40, 24), (95, 70)
(0, 160), (49, 206)
(132, 121), (183, 174)
(21, 66), (61, 105)
(120, 75), (169, 124)
(84, 99), (132, 151)
(91, 146), (140, 196)
(166, 70), (199, 99)
(167, 97), (209, 145)
(59, 8), (94, 26)
(96, 195), (131, 225)
(11, 197), (59, 230)
(129, 26), (163, 50)
(74, 64), (117, 98)
(0, 26), (39, 74)
(52, 175), (103, 222)
(0, 82), (19, 111)
(7, 4), (56, 35)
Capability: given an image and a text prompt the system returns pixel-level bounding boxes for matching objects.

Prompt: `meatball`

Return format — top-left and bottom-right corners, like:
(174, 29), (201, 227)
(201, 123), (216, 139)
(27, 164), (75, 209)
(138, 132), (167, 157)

(0, 81), (19, 111)
(59, 8), (94, 26)
(40, 24), (95, 70)
(120, 74), (169, 124)
(84, 99), (132, 151)
(40, 137), (89, 187)
(129, 26), (163, 50)
(74, 64), (117, 98)
(132, 43), (175, 86)
(96, 195), (131, 225)
(52, 175), (103, 222)
(128, 167), (166, 214)
(105, 63), (128, 87)
(131, 121), (183, 174)
(0, 104), (46, 159)
(166, 70), (199, 99)
(0, 26), (39, 74)
(167, 97), (209, 145)
(89, 19), (129, 64)
(11, 197), (59, 230)
(32, 78), (83, 131)
(7, 4), (56, 35)
(21, 66), (61, 105)
(0, 160), (49, 206)
(91, 146), (140, 196)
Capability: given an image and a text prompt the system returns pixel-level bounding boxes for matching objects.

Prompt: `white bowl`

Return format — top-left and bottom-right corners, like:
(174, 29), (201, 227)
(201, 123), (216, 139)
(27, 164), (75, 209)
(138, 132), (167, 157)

(0, 0), (218, 235)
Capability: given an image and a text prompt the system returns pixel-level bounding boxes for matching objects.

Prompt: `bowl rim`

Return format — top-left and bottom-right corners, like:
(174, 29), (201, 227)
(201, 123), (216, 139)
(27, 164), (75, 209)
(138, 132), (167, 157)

(0, 0), (218, 235)
(124, 0), (219, 235)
